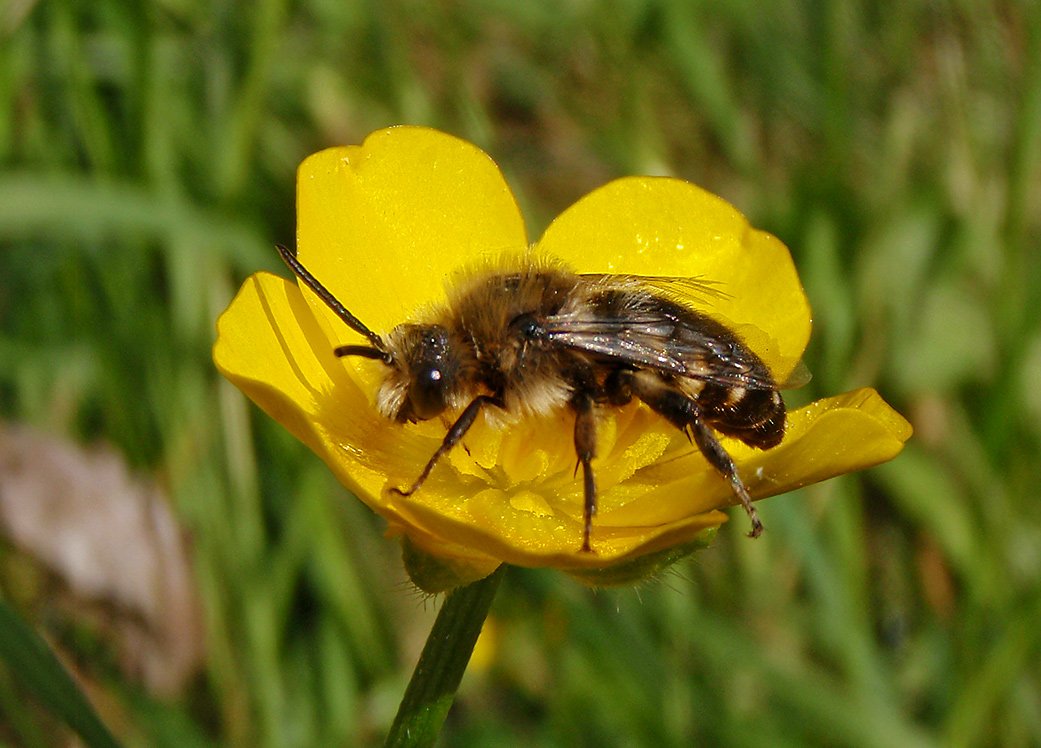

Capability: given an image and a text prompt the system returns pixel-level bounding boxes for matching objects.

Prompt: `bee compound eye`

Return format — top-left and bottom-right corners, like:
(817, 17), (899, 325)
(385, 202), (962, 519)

(408, 365), (448, 420)
(510, 312), (544, 340)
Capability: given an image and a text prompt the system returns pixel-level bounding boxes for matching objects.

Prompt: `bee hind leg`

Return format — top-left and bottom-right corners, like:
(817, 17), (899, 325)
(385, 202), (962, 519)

(686, 418), (763, 538)
(625, 371), (763, 538)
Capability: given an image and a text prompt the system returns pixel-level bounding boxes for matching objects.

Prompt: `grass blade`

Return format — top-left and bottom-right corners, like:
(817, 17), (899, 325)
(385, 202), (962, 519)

(0, 600), (122, 748)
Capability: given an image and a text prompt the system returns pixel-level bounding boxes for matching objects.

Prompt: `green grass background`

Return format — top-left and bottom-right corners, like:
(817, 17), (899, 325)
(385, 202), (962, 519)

(2, 0), (1040, 745)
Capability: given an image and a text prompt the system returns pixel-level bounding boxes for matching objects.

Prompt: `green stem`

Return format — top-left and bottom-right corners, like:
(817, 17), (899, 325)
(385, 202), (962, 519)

(385, 565), (506, 748)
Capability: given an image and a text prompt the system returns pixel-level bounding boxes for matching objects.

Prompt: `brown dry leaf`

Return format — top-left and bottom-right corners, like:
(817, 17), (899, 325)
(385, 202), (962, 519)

(0, 424), (203, 697)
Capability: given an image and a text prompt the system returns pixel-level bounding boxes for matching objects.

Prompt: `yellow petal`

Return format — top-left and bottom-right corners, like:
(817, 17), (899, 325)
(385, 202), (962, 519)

(749, 386), (913, 490)
(535, 177), (811, 381)
(212, 273), (436, 524)
(213, 273), (387, 502)
(388, 487), (728, 569)
(363, 388), (910, 567)
(600, 387), (912, 527)
(215, 129), (912, 583)
(213, 273), (351, 444)
(294, 127), (529, 343)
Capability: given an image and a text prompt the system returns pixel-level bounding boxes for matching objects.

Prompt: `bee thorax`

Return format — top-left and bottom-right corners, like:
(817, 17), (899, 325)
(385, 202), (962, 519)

(502, 375), (572, 417)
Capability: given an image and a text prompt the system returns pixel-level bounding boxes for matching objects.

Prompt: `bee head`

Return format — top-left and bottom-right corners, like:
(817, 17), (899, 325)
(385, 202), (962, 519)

(274, 246), (467, 423)
(379, 324), (462, 423)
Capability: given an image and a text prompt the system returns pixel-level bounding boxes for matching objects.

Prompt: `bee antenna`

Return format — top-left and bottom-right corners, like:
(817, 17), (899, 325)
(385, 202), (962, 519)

(334, 345), (387, 360)
(276, 244), (390, 360)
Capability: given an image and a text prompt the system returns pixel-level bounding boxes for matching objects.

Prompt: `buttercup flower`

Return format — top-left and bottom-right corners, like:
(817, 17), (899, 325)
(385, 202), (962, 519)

(214, 126), (911, 590)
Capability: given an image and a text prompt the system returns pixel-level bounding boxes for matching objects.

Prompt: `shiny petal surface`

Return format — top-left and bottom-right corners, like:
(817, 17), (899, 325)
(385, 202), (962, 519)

(294, 127), (528, 342)
(536, 177), (811, 381)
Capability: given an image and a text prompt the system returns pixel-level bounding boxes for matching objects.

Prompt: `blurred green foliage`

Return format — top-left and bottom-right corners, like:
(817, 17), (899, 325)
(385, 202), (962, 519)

(2, 0), (1040, 745)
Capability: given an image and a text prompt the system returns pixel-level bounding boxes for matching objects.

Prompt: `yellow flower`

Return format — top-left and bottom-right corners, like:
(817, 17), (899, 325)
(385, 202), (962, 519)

(213, 126), (911, 591)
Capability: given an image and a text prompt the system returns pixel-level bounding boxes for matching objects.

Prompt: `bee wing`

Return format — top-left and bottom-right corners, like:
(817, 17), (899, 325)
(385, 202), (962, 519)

(574, 273), (810, 389)
(543, 312), (783, 391)
(722, 320), (812, 389)
(578, 273), (732, 305)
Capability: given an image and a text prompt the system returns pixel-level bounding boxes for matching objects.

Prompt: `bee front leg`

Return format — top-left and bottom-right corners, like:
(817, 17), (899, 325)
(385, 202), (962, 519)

(391, 394), (504, 497)
(571, 391), (598, 553)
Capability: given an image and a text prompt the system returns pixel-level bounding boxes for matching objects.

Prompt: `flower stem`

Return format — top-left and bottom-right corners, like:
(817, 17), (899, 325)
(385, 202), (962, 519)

(384, 565), (506, 748)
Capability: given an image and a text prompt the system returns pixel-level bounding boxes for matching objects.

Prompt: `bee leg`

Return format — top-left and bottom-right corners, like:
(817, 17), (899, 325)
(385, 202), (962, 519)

(391, 394), (504, 497)
(687, 418), (763, 538)
(571, 391), (598, 553)
(626, 371), (763, 537)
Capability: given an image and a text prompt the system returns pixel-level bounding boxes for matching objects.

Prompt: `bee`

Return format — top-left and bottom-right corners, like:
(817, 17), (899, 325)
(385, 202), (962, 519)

(278, 245), (791, 552)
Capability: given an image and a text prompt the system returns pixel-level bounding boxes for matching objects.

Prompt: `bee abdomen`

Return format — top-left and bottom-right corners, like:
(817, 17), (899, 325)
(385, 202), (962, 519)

(702, 386), (786, 449)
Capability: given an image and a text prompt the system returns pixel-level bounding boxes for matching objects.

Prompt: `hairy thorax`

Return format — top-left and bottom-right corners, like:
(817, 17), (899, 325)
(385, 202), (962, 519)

(449, 266), (584, 417)
(377, 263), (592, 421)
